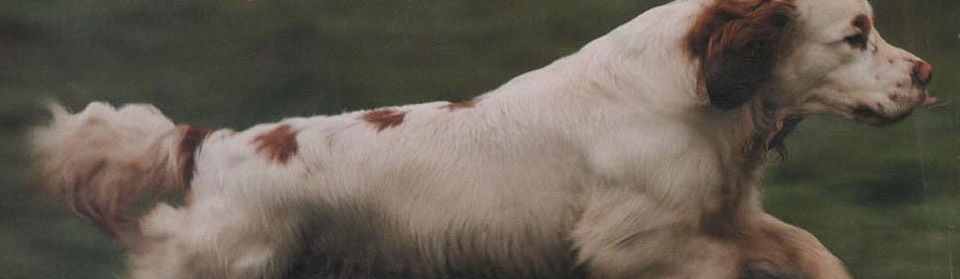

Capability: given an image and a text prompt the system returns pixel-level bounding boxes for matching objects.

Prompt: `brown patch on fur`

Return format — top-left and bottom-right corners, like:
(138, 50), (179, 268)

(852, 14), (872, 36)
(440, 99), (477, 111)
(252, 124), (299, 164)
(178, 126), (211, 184)
(362, 109), (407, 131)
(843, 14), (872, 50)
(685, 0), (796, 110)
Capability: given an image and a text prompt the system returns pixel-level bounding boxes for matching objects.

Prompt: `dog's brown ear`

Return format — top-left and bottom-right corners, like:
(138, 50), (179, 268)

(685, 0), (796, 110)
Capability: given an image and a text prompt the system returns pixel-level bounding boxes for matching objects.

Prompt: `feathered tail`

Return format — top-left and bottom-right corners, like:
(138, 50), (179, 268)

(30, 102), (209, 242)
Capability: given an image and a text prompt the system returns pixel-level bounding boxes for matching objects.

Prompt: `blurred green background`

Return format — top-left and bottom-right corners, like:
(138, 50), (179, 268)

(0, 0), (956, 278)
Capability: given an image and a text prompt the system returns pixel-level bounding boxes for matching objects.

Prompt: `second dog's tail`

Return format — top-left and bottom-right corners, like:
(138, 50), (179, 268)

(31, 102), (210, 242)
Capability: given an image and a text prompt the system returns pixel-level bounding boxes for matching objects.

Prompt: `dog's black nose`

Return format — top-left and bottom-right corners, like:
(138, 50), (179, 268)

(911, 60), (933, 88)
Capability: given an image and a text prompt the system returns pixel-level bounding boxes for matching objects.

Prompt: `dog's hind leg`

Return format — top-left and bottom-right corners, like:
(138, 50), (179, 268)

(128, 204), (193, 279)
(129, 200), (304, 279)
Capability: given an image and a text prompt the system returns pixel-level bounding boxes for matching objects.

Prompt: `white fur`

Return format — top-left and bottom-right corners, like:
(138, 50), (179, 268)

(32, 0), (931, 278)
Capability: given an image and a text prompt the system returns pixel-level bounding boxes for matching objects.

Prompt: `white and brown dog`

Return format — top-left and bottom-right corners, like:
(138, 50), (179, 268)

(32, 0), (934, 278)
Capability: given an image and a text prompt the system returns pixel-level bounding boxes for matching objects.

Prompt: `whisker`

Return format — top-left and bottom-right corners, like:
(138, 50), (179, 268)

(928, 100), (953, 109)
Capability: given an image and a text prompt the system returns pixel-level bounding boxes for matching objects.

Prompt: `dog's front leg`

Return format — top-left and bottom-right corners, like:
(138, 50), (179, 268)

(571, 198), (853, 279)
(736, 213), (851, 279)
(571, 191), (740, 279)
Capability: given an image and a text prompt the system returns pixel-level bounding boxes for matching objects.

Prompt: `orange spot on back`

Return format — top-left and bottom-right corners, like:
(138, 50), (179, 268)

(252, 124), (299, 164)
(440, 99), (477, 111)
(362, 109), (406, 131)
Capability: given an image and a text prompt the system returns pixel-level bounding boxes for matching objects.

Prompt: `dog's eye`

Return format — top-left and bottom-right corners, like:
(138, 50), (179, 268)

(844, 33), (868, 49)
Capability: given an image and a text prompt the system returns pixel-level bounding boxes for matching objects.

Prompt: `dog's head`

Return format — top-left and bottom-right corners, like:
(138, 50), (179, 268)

(687, 0), (933, 125)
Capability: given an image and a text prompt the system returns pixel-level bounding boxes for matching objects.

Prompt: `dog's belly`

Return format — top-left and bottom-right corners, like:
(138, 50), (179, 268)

(278, 152), (589, 278)
(282, 201), (584, 279)
(261, 116), (590, 277)
(282, 235), (584, 279)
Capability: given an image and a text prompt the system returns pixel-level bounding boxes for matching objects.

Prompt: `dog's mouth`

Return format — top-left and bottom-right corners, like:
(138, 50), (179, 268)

(851, 106), (910, 126)
(850, 95), (937, 126)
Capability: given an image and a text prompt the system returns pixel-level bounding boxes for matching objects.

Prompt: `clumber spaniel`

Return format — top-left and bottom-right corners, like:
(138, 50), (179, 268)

(32, 0), (933, 278)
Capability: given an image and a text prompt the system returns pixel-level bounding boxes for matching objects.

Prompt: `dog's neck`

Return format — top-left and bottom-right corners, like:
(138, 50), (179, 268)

(696, 95), (805, 237)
